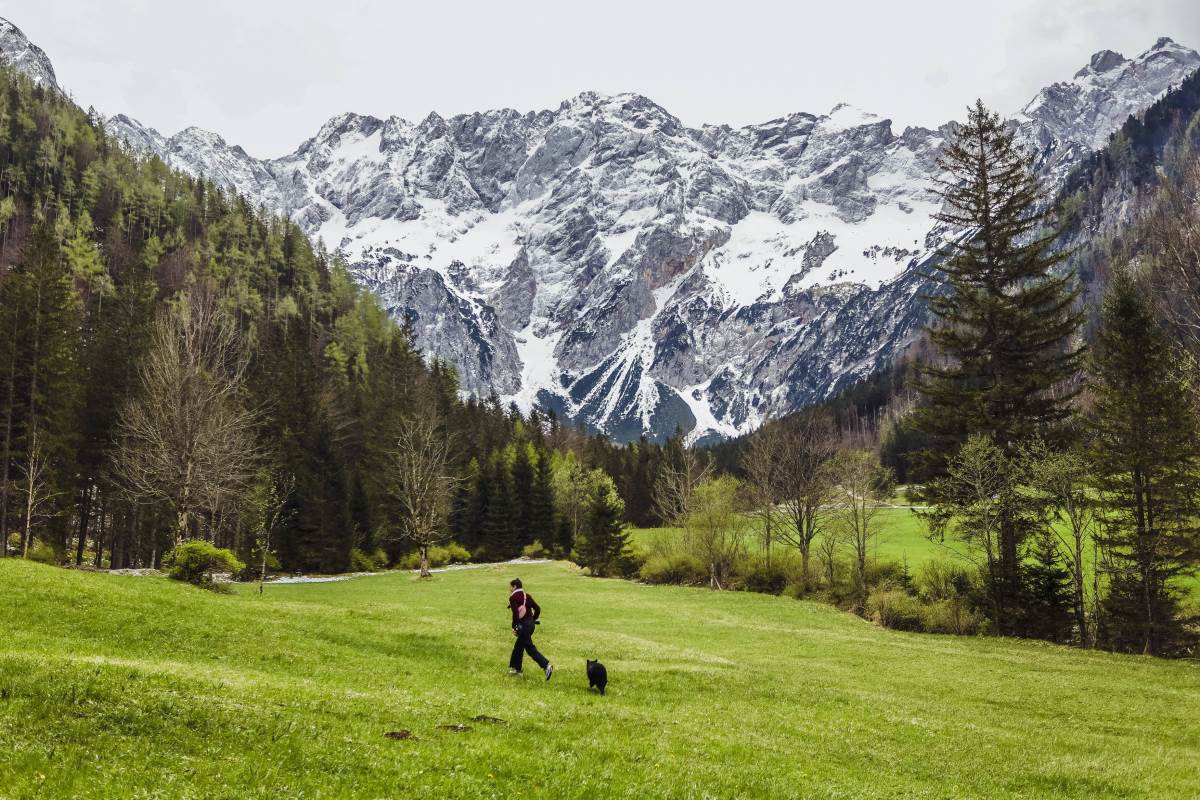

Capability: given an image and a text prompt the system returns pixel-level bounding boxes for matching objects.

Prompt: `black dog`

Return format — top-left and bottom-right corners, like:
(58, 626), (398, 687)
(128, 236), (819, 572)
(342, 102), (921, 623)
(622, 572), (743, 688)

(586, 659), (608, 696)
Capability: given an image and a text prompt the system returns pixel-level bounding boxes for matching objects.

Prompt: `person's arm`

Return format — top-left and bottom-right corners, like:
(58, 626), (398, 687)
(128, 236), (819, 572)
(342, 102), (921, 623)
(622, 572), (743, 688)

(527, 595), (541, 621)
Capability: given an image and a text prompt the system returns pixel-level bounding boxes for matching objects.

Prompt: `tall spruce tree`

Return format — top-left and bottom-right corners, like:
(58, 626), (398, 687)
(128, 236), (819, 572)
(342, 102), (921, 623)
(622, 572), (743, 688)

(1089, 270), (1200, 655)
(483, 452), (518, 559)
(529, 450), (556, 548)
(914, 101), (1084, 634)
(511, 442), (535, 547)
(577, 479), (629, 577)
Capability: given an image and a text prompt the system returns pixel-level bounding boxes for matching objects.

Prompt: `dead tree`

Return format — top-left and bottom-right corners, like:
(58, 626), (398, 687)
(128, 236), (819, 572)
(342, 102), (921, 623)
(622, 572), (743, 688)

(774, 409), (839, 590)
(115, 289), (260, 547)
(653, 441), (711, 525)
(19, 429), (59, 557)
(744, 419), (784, 569)
(388, 414), (459, 578)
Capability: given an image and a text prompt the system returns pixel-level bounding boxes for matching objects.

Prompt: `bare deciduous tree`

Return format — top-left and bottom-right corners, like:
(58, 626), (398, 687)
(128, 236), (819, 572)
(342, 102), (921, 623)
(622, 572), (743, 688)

(653, 440), (711, 525)
(1147, 159), (1200, 360)
(19, 429), (59, 557)
(774, 409), (838, 590)
(744, 420), (783, 568)
(827, 449), (895, 607)
(1028, 443), (1096, 645)
(816, 524), (841, 588)
(115, 289), (261, 546)
(388, 414), (460, 578)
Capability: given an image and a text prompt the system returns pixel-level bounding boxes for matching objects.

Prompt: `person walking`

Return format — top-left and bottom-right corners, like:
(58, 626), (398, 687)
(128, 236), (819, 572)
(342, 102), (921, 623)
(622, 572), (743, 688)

(507, 578), (553, 680)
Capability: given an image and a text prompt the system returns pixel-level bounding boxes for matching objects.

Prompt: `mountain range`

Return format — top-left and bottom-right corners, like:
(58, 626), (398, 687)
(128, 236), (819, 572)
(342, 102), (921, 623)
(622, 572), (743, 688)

(2, 17), (1196, 442)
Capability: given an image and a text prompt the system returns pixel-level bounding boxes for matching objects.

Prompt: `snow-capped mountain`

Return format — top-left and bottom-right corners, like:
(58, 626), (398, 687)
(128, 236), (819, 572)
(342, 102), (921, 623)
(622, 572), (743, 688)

(2, 18), (1196, 442)
(0, 19), (57, 91)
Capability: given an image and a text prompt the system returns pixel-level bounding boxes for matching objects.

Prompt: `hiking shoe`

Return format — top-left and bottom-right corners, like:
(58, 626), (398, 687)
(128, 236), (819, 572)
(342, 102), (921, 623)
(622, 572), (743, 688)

(544, 664), (554, 682)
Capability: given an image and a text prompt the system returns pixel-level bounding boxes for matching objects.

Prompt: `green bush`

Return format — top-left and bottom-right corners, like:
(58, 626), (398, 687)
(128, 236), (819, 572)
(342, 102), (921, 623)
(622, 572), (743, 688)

(397, 542), (472, 570)
(866, 588), (924, 631)
(638, 551), (707, 585)
(864, 559), (911, 592)
(350, 548), (384, 572)
(521, 540), (548, 559)
(737, 558), (791, 595)
(26, 542), (60, 565)
(162, 541), (245, 587)
(919, 599), (982, 635)
(914, 558), (977, 603)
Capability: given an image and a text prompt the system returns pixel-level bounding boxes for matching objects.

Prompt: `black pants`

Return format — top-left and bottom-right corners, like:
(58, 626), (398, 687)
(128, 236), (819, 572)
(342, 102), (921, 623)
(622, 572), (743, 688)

(509, 619), (548, 672)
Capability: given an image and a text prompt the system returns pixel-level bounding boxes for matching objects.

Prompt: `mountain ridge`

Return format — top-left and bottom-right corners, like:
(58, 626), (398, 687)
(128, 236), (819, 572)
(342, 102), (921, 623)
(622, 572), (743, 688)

(3, 19), (1195, 442)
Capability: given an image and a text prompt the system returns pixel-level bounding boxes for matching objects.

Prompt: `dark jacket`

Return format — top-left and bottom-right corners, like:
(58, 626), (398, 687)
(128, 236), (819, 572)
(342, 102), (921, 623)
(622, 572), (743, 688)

(508, 589), (541, 628)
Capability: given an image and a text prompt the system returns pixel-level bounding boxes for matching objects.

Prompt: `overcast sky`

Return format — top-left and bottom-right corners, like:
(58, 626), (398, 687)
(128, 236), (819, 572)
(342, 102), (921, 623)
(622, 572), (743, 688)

(6, 0), (1200, 159)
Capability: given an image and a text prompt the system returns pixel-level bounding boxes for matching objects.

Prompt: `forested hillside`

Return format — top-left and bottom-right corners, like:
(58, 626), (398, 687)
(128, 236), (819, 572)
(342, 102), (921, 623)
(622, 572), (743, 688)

(0, 67), (676, 574)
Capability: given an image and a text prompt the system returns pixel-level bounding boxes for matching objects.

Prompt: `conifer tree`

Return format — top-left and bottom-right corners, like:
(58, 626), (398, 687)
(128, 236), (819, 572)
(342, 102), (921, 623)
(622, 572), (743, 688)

(511, 442), (535, 547)
(1021, 529), (1074, 642)
(529, 450), (557, 547)
(914, 101), (1085, 633)
(576, 479), (629, 577)
(1089, 270), (1200, 655)
(483, 452), (518, 559)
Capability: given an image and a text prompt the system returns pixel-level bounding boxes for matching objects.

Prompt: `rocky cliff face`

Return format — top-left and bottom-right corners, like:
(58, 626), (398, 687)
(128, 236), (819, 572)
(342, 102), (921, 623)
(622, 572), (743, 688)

(0, 19), (57, 91)
(2, 18), (1195, 442)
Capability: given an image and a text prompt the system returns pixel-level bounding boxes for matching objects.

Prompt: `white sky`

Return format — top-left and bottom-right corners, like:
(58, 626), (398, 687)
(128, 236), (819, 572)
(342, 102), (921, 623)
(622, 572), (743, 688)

(5, 0), (1200, 159)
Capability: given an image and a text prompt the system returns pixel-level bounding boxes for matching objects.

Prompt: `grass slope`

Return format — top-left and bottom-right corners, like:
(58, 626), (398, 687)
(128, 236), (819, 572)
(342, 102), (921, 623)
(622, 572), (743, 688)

(1, 559), (1197, 799)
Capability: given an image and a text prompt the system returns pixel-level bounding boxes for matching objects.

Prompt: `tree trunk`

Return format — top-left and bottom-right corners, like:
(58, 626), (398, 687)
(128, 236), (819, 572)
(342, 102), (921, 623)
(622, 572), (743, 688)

(0, 312), (17, 556)
(21, 456), (34, 558)
(93, 494), (106, 569)
(175, 507), (189, 549)
(1073, 531), (1086, 645)
(418, 544), (431, 578)
(75, 482), (92, 566)
(258, 528), (269, 594)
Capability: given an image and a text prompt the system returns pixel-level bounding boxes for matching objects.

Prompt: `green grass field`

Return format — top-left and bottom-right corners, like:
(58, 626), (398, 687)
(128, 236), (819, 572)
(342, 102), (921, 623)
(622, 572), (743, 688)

(629, 506), (966, 568)
(630, 507), (1200, 597)
(2, 559), (1198, 799)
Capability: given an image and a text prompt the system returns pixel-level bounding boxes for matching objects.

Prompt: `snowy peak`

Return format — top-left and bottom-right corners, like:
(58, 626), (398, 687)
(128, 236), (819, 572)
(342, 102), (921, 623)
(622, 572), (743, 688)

(0, 18), (57, 91)
(1020, 36), (1200, 164)
(7, 12), (1195, 443)
(1077, 49), (1128, 78)
(97, 36), (1199, 443)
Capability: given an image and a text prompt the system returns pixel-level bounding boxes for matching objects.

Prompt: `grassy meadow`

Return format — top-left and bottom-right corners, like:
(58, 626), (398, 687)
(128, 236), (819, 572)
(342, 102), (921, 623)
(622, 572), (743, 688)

(1, 558), (1198, 799)
(629, 503), (1200, 597)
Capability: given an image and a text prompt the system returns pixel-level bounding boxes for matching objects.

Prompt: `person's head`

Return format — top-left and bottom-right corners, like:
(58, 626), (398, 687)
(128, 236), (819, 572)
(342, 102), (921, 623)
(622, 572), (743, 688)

(510, 578), (522, 591)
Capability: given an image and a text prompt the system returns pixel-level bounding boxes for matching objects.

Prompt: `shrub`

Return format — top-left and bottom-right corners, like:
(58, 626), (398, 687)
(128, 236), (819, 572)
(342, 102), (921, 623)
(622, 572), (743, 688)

(397, 542), (471, 571)
(521, 540), (548, 559)
(864, 559), (910, 592)
(919, 599), (983, 635)
(437, 542), (471, 565)
(638, 551), (707, 585)
(349, 548), (381, 572)
(866, 588), (924, 631)
(5, 532), (20, 556)
(162, 541), (245, 587)
(26, 542), (60, 565)
(914, 558), (977, 603)
(737, 558), (791, 595)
